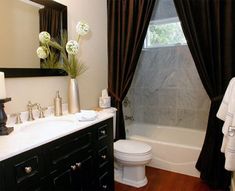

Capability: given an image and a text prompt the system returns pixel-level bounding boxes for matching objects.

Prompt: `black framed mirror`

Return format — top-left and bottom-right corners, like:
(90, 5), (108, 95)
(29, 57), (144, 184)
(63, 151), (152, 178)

(0, 0), (67, 78)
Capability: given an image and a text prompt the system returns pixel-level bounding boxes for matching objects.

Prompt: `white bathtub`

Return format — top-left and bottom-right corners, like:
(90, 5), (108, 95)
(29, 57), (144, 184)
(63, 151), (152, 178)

(126, 123), (206, 177)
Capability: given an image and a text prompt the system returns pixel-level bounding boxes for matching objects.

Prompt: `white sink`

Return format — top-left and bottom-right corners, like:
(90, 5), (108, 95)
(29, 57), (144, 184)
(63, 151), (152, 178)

(17, 117), (77, 135)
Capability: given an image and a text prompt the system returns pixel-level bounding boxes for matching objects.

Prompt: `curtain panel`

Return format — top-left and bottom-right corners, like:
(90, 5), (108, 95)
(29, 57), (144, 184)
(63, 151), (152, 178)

(39, 7), (61, 40)
(107, 0), (156, 140)
(39, 7), (62, 67)
(173, 0), (235, 189)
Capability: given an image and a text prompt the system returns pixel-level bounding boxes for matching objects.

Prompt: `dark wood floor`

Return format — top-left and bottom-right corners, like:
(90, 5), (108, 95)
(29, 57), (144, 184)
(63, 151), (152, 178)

(115, 167), (213, 191)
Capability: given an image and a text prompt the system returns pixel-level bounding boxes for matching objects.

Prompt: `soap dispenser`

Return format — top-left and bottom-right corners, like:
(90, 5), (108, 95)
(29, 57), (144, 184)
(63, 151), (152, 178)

(54, 91), (62, 116)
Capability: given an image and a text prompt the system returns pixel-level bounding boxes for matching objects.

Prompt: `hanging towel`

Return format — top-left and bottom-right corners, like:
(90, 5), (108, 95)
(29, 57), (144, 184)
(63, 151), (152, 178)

(75, 110), (97, 122)
(217, 77), (235, 170)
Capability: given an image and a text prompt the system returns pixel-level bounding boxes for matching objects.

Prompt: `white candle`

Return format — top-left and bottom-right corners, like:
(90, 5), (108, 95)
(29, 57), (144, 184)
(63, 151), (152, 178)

(0, 72), (6, 99)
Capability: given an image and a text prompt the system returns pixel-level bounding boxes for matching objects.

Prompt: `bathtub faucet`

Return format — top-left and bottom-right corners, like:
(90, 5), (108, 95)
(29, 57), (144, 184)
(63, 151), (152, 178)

(124, 115), (134, 121)
(123, 97), (131, 107)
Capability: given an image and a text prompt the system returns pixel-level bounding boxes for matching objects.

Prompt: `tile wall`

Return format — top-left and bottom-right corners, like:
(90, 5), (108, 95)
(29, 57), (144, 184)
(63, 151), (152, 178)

(124, 46), (210, 130)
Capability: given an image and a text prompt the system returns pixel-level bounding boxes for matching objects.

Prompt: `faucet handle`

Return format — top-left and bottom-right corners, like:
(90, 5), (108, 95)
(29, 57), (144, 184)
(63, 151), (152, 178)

(37, 104), (48, 118)
(27, 101), (33, 108)
(11, 113), (22, 124)
(27, 101), (37, 121)
(27, 101), (37, 108)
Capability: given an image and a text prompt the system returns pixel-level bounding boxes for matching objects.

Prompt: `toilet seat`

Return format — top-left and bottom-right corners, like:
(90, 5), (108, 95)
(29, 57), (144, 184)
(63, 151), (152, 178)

(114, 140), (152, 164)
(114, 140), (151, 155)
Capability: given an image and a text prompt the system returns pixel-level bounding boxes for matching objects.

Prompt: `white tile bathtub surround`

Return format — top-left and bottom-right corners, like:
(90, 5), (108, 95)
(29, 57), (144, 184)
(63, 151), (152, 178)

(124, 45), (210, 130)
(0, 110), (115, 161)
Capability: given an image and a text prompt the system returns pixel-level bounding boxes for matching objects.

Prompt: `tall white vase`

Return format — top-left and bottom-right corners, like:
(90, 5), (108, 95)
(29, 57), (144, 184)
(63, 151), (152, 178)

(68, 78), (80, 113)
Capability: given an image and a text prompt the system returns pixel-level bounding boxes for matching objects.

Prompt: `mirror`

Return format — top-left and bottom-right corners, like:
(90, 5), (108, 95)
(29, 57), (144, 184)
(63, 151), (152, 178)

(0, 0), (67, 77)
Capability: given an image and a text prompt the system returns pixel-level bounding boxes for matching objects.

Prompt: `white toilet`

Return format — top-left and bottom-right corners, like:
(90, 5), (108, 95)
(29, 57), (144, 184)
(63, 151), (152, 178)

(114, 139), (152, 188)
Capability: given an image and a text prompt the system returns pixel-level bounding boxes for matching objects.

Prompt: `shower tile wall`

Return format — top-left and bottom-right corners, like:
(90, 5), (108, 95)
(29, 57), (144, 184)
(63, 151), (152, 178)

(125, 46), (210, 130)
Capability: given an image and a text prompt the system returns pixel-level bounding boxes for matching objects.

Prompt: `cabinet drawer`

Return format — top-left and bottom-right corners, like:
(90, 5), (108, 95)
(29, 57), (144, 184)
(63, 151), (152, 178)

(15, 156), (39, 184)
(98, 171), (114, 191)
(98, 146), (109, 168)
(98, 124), (108, 140)
(45, 130), (93, 170)
(97, 119), (113, 142)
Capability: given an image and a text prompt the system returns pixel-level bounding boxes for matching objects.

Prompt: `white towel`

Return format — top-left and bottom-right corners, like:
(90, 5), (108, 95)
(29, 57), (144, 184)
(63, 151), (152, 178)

(217, 77), (235, 170)
(75, 110), (97, 122)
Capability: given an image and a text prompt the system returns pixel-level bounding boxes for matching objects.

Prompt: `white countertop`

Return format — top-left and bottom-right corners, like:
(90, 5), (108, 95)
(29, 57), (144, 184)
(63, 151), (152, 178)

(0, 109), (115, 161)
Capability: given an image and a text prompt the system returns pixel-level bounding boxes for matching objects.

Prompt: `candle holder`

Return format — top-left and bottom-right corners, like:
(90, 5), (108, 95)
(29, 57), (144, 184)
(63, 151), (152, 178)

(0, 98), (13, 135)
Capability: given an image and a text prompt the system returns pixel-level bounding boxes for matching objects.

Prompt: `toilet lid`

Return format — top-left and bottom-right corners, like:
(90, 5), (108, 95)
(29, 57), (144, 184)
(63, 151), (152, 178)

(114, 140), (151, 155)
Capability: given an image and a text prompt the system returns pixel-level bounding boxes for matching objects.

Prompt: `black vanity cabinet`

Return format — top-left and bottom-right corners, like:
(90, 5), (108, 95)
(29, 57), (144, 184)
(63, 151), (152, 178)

(0, 118), (114, 191)
(0, 162), (6, 190)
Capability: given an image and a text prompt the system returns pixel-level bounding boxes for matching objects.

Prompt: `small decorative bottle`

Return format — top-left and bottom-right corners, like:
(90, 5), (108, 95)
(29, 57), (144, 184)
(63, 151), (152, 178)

(54, 91), (62, 116)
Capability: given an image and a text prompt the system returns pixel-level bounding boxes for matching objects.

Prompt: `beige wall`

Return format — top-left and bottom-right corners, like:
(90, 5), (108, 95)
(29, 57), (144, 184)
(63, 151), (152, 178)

(5, 0), (108, 114)
(0, 0), (39, 68)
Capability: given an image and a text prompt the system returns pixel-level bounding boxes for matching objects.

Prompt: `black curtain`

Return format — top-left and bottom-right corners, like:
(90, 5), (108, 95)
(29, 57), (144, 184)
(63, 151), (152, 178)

(39, 7), (62, 67)
(173, 0), (235, 189)
(107, 0), (156, 140)
(39, 7), (61, 40)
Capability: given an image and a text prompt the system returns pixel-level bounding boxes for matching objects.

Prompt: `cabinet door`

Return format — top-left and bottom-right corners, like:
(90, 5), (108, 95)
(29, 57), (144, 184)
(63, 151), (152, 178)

(43, 153), (95, 191)
(3, 148), (42, 191)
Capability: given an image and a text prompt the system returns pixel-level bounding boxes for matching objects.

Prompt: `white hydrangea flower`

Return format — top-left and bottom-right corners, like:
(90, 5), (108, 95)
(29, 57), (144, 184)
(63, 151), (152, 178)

(76, 21), (90, 36)
(36, 46), (49, 59)
(66, 40), (79, 55)
(39, 31), (51, 44)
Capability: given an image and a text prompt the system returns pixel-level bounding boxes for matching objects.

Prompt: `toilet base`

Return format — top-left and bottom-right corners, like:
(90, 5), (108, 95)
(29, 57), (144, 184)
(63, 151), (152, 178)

(114, 166), (148, 188)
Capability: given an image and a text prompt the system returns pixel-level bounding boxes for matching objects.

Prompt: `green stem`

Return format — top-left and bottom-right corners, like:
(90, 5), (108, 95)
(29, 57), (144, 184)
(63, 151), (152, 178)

(77, 35), (81, 42)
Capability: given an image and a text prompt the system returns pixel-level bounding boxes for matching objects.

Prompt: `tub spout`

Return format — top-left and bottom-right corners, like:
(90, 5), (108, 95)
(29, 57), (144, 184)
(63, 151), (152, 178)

(125, 115), (134, 121)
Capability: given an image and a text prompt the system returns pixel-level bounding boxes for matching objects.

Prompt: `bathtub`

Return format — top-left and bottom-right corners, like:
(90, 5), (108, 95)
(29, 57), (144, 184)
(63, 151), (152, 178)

(126, 123), (206, 177)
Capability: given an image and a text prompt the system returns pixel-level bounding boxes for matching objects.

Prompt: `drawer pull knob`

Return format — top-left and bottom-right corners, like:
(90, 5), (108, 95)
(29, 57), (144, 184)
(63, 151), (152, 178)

(101, 155), (107, 159)
(102, 184), (108, 189)
(101, 130), (106, 135)
(24, 166), (32, 174)
(76, 162), (81, 168)
(70, 165), (76, 171)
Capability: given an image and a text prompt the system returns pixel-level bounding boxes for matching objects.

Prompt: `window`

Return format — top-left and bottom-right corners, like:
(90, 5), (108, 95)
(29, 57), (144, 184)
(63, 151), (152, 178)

(144, 17), (187, 48)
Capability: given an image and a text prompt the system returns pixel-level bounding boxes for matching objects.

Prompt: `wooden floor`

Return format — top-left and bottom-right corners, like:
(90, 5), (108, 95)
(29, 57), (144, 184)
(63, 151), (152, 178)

(115, 167), (213, 191)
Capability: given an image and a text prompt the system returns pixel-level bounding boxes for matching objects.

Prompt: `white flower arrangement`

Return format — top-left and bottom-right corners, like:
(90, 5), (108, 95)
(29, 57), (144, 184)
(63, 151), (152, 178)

(76, 21), (90, 36)
(36, 46), (49, 59)
(66, 40), (79, 55)
(39, 32), (51, 44)
(36, 21), (90, 78)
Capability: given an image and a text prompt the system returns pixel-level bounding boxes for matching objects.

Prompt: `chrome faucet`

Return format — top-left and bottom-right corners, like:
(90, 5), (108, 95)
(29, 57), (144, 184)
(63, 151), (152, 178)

(27, 101), (38, 121)
(36, 104), (48, 118)
(10, 113), (22, 124)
